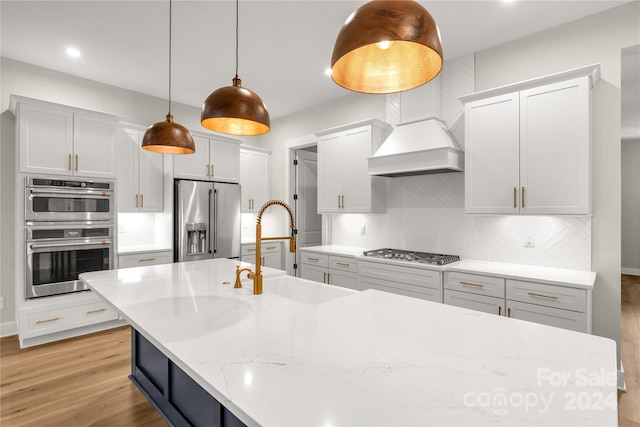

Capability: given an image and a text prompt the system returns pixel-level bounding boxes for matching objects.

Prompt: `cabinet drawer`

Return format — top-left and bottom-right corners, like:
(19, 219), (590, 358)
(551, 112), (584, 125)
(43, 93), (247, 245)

(444, 289), (504, 316)
(507, 300), (587, 333)
(25, 300), (118, 337)
(506, 280), (586, 313)
(119, 251), (173, 268)
(360, 276), (441, 303)
(445, 272), (505, 298)
(329, 255), (358, 273)
(300, 252), (329, 268)
(242, 243), (281, 256)
(358, 261), (441, 290)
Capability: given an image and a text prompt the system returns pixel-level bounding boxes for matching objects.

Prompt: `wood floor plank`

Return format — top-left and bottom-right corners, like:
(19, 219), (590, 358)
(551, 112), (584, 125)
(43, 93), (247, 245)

(0, 326), (166, 426)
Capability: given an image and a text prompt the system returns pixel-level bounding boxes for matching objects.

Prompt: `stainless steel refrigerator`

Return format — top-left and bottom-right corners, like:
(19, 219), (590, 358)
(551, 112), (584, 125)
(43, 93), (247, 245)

(174, 180), (241, 262)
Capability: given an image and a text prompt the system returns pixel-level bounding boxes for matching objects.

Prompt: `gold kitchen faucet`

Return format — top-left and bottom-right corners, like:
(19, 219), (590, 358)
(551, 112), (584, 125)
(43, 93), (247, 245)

(235, 200), (296, 294)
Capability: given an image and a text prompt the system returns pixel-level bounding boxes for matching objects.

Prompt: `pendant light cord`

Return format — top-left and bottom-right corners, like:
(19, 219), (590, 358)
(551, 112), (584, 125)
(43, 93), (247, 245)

(235, 0), (239, 77)
(168, 0), (172, 114)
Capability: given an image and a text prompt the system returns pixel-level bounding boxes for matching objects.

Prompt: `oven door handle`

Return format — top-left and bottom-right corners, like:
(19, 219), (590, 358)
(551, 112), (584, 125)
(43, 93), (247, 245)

(28, 189), (112, 197)
(29, 240), (112, 251)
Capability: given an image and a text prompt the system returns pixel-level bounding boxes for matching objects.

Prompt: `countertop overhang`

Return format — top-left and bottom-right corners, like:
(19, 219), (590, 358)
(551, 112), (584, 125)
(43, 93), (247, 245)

(80, 258), (616, 427)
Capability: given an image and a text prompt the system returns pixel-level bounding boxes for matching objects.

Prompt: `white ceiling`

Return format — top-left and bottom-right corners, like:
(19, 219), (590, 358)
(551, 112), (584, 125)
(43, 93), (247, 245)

(0, 0), (634, 122)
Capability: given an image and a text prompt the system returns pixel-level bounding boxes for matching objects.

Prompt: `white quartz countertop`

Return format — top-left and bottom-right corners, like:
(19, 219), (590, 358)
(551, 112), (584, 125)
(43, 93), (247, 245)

(301, 245), (596, 289)
(81, 258), (616, 427)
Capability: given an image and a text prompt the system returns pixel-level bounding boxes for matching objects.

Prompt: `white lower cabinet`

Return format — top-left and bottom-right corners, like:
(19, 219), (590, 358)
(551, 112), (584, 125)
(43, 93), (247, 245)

(444, 290), (504, 316)
(444, 271), (590, 333)
(118, 250), (173, 268)
(506, 279), (589, 333)
(444, 272), (505, 316)
(242, 243), (283, 270)
(300, 252), (359, 290)
(18, 292), (123, 348)
(358, 260), (441, 303)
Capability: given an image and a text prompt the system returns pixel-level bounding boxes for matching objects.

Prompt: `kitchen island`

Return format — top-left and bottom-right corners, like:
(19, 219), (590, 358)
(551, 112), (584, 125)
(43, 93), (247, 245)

(80, 258), (617, 427)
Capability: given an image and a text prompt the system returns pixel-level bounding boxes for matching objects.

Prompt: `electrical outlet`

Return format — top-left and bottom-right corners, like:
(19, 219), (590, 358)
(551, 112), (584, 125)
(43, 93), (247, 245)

(524, 235), (535, 248)
(360, 224), (367, 236)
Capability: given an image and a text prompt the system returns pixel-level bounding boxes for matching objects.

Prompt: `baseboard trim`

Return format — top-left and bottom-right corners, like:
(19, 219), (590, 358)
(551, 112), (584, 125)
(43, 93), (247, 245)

(618, 363), (626, 392)
(1, 321), (17, 337)
(622, 267), (640, 276)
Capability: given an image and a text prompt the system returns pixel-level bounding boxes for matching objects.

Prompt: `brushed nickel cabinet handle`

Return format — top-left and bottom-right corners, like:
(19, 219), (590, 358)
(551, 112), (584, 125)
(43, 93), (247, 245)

(460, 281), (484, 288)
(36, 317), (60, 324)
(206, 164), (210, 177)
(341, 195), (345, 208)
(514, 187), (517, 208)
(266, 246), (276, 250)
(75, 154), (79, 171)
(527, 292), (558, 300)
(498, 306), (502, 316)
(306, 257), (319, 261)
(336, 262), (350, 267)
(139, 258), (156, 262)
(141, 194), (144, 208)
(86, 308), (107, 315)
(522, 186), (525, 208)
(136, 194), (139, 208)
(68, 154), (72, 171)
(211, 164), (214, 176)
(337, 195), (341, 209)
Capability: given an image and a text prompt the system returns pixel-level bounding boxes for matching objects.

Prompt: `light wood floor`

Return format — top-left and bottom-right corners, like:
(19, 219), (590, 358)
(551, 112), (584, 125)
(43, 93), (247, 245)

(1, 275), (639, 426)
(0, 326), (166, 426)
(620, 274), (640, 427)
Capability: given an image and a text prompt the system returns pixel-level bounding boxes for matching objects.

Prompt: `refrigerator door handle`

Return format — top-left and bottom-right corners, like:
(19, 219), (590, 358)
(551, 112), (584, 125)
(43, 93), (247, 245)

(208, 189), (214, 254)
(213, 189), (218, 254)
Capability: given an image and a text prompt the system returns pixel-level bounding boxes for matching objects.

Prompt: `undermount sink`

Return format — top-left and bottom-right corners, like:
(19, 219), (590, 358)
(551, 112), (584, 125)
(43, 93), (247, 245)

(262, 275), (357, 304)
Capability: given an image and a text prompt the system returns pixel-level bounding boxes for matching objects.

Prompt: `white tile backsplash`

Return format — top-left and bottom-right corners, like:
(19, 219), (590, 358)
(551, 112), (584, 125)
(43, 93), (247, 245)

(118, 212), (172, 250)
(330, 173), (591, 270)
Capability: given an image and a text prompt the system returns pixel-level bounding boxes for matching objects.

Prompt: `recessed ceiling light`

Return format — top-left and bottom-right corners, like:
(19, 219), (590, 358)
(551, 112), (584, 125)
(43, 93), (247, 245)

(324, 68), (332, 77)
(66, 47), (81, 58)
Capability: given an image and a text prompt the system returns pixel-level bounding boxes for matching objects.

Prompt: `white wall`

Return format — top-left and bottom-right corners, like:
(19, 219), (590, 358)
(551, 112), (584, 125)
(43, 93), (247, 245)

(622, 138), (640, 273)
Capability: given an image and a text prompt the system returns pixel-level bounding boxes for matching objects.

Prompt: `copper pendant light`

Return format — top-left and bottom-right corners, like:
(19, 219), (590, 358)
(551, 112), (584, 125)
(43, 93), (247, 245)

(331, 0), (443, 94)
(200, 0), (270, 136)
(142, 0), (195, 154)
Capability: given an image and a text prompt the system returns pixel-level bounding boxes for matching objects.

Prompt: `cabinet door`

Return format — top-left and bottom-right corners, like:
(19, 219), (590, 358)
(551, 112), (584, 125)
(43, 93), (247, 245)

(209, 139), (239, 183)
(317, 133), (343, 213)
(117, 129), (140, 212)
(341, 126), (373, 212)
(464, 93), (520, 214)
(520, 77), (590, 214)
(328, 271), (359, 291)
(506, 300), (587, 333)
(138, 142), (164, 212)
(250, 151), (270, 210)
(263, 252), (282, 270)
(239, 150), (252, 211)
(174, 136), (209, 180)
(444, 289), (504, 316)
(301, 264), (327, 283)
(18, 103), (74, 176)
(74, 113), (116, 178)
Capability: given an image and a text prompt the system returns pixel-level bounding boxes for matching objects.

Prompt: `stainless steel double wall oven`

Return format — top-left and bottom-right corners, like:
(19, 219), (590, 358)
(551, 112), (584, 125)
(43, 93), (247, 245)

(24, 177), (115, 299)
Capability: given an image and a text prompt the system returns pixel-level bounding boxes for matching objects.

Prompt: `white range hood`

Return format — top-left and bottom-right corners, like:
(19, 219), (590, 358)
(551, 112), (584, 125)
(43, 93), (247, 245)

(367, 117), (464, 177)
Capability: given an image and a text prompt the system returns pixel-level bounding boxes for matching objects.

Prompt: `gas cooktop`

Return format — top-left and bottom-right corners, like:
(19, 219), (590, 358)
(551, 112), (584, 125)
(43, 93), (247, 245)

(362, 248), (460, 265)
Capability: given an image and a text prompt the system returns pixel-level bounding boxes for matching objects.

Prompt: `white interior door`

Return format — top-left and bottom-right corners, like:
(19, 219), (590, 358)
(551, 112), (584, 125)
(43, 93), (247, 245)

(295, 148), (322, 276)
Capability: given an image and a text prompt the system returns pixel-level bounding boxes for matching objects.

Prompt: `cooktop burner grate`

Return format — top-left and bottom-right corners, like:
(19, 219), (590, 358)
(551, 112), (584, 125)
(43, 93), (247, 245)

(362, 248), (461, 265)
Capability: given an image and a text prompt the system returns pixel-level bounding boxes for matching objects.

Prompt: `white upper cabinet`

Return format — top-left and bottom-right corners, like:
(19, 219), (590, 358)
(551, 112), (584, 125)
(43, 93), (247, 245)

(460, 65), (599, 215)
(11, 96), (118, 178)
(239, 148), (270, 213)
(316, 119), (389, 213)
(117, 126), (164, 212)
(173, 132), (241, 182)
